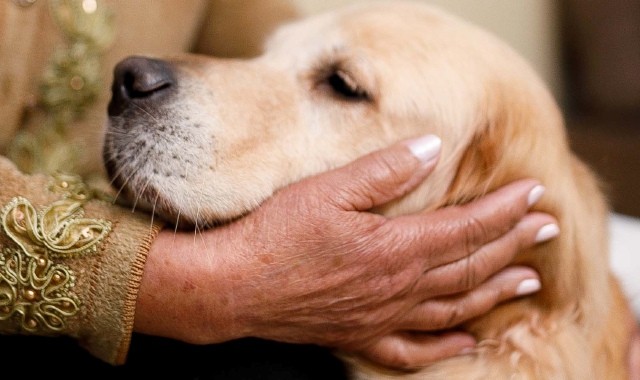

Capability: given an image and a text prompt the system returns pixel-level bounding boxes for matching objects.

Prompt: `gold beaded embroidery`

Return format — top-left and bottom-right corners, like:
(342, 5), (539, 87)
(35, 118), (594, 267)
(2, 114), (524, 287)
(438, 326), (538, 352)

(8, 0), (115, 174)
(47, 171), (115, 204)
(0, 173), (111, 332)
(0, 248), (79, 332)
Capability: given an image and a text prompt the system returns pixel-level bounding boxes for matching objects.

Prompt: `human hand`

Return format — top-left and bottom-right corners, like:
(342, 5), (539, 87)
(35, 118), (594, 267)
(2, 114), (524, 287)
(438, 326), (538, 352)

(135, 135), (559, 369)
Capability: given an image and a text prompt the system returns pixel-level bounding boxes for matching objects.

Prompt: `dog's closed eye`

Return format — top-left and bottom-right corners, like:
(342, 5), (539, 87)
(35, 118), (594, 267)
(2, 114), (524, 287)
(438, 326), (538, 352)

(326, 69), (369, 100)
(310, 53), (375, 103)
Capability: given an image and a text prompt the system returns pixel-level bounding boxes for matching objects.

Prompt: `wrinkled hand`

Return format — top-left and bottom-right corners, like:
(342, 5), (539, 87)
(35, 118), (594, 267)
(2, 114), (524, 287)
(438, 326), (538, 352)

(135, 135), (558, 369)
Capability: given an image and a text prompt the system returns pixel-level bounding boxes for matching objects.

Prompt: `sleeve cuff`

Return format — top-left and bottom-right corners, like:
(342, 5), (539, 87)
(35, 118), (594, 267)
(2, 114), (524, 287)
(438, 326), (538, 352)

(0, 157), (163, 365)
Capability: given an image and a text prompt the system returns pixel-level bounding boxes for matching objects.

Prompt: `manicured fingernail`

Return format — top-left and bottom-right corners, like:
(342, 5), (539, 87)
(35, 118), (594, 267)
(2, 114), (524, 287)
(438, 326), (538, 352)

(406, 135), (441, 163)
(535, 223), (560, 243)
(516, 278), (541, 296)
(527, 185), (546, 206)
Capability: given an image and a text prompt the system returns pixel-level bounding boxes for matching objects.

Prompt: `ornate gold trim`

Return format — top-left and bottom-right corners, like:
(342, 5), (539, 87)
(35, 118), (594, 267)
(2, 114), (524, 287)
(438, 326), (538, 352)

(0, 248), (79, 332)
(8, 0), (115, 174)
(0, 173), (111, 332)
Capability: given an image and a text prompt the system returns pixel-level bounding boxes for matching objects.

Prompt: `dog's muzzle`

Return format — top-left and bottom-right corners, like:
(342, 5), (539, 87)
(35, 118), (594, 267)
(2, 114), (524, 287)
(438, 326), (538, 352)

(108, 56), (175, 117)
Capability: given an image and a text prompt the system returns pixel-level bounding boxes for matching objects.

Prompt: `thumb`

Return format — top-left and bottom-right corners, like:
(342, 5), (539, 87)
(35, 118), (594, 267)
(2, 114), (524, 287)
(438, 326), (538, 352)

(320, 135), (442, 211)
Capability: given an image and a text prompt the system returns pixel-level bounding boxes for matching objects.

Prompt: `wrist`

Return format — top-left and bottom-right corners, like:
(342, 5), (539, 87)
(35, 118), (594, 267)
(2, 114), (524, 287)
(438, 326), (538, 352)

(134, 228), (247, 344)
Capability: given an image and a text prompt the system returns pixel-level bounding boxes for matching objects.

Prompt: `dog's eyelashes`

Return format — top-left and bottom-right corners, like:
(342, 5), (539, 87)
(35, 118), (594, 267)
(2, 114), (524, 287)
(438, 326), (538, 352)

(326, 69), (369, 101)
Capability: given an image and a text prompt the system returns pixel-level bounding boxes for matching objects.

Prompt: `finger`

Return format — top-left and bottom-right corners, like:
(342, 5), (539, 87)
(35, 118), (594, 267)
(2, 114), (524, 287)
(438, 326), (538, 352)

(394, 179), (547, 269)
(309, 135), (442, 212)
(358, 331), (475, 370)
(418, 212), (558, 297)
(401, 266), (540, 331)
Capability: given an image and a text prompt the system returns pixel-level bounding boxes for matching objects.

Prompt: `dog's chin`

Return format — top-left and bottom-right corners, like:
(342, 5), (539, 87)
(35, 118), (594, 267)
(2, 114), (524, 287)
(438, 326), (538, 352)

(153, 209), (203, 231)
(117, 181), (248, 231)
(105, 154), (256, 231)
(153, 206), (248, 231)
(120, 190), (202, 231)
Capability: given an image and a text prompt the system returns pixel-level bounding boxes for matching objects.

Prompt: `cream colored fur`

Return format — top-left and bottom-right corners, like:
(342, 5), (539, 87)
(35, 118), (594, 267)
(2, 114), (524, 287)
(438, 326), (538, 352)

(104, 2), (633, 378)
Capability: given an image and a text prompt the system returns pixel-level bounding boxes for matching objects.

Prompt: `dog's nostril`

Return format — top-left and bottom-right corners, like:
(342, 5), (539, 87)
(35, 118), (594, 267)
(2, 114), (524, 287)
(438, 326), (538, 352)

(122, 64), (173, 98)
(109, 56), (175, 116)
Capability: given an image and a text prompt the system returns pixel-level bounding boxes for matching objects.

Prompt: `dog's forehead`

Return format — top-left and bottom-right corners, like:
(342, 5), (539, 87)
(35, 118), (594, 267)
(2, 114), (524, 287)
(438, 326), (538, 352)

(262, 9), (345, 66)
(263, 3), (481, 69)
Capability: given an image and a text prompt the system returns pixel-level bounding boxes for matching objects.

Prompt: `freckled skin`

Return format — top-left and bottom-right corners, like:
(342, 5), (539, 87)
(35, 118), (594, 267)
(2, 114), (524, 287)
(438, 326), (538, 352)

(182, 281), (197, 292)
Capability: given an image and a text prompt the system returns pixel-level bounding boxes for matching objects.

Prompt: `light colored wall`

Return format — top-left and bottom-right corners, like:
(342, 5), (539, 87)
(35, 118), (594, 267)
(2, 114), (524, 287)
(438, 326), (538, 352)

(291, 0), (564, 100)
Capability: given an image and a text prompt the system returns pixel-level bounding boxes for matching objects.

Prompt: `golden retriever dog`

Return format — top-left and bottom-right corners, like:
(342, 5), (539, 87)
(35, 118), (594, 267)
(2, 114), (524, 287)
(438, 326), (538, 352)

(103, 1), (634, 378)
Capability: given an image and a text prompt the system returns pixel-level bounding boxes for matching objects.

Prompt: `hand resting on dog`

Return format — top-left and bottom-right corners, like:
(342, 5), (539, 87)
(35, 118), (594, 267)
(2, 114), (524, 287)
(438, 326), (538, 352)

(133, 136), (558, 369)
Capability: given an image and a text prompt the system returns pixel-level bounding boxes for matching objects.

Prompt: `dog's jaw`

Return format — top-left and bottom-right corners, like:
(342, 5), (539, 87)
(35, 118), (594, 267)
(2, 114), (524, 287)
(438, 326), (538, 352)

(104, 100), (224, 228)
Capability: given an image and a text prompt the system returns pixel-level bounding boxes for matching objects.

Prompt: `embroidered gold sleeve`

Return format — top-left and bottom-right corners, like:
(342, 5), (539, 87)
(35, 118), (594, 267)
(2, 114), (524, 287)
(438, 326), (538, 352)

(0, 173), (111, 333)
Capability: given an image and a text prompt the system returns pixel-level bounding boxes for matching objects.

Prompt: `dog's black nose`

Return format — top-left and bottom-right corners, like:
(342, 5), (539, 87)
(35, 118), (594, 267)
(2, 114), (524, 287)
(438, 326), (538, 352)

(108, 56), (175, 116)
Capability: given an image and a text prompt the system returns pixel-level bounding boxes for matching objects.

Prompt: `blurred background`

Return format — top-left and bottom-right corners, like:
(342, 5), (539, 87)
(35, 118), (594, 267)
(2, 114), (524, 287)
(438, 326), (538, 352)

(291, 0), (640, 219)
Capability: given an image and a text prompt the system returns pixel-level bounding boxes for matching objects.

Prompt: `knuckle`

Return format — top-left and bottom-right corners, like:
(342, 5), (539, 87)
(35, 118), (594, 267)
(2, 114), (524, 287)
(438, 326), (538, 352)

(472, 288), (503, 318)
(438, 303), (466, 329)
(372, 151), (407, 182)
(456, 247), (495, 293)
(462, 215), (489, 255)
(368, 154), (411, 196)
(465, 255), (476, 290)
(488, 286), (506, 306)
(499, 232), (522, 263)
(354, 309), (382, 329)
(348, 305), (392, 333)
(382, 347), (413, 368)
(381, 261), (422, 297)
(457, 254), (480, 292)
(511, 223), (530, 252)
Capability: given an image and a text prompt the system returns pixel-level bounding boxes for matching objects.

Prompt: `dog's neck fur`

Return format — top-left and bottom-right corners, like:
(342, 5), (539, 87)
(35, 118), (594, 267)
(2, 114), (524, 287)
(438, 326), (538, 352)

(428, 68), (628, 378)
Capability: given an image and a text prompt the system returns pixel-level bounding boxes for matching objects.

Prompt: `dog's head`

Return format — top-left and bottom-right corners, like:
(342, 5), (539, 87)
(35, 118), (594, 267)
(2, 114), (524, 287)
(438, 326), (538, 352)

(105, 1), (565, 228)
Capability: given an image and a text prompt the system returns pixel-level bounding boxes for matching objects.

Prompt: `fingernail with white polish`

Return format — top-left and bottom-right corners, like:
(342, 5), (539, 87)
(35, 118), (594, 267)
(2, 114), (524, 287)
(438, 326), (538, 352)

(516, 278), (541, 296)
(406, 135), (442, 163)
(527, 185), (546, 206)
(535, 223), (560, 243)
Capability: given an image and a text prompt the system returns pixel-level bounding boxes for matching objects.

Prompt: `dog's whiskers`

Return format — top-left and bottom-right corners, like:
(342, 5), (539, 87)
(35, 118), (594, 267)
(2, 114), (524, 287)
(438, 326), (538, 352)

(106, 143), (152, 198)
(150, 190), (160, 233)
(193, 200), (202, 247)
(195, 192), (209, 251)
(173, 208), (182, 245)
(131, 175), (154, 213)
(112, 159), (144, 205)
(104, 143), (134, 189)
(131, 102), (160, 123)
(101, 128), (131, 137)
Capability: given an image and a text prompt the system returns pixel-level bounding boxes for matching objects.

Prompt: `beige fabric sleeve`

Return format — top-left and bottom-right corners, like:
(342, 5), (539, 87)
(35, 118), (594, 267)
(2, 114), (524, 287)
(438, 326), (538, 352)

(0, 157), (163, 365)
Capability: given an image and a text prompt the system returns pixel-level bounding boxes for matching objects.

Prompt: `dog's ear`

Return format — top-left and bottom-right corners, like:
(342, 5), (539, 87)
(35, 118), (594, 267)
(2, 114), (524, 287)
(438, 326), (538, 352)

(439, 125), (500, 207)
(442, 76), (616, 312)
(437, 79), (569, 209)
(436, 93), (519, 209)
